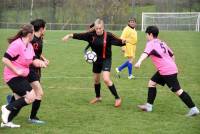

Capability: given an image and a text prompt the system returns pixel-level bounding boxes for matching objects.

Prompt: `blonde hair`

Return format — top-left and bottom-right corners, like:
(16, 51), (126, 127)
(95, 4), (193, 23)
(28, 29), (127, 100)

(94, 18), (104, 27)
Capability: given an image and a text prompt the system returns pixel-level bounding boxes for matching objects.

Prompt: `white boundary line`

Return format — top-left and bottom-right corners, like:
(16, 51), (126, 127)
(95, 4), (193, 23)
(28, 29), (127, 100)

(0, 75), (197, 89)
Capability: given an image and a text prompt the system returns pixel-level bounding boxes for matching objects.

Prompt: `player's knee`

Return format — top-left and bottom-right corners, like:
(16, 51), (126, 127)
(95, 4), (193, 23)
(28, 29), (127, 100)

(103, 78), (111, 86)
(93, 75), (100, 84)
(36, 90), (44, 100)
(94, 79), (100, 84)
(175, 89), (183, 96)
(148, 80), (157, 87)
(24, 90), (36, 104)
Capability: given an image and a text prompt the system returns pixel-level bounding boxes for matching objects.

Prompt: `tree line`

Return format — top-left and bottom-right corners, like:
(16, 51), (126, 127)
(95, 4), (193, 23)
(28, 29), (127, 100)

(0, 0), (199, 24)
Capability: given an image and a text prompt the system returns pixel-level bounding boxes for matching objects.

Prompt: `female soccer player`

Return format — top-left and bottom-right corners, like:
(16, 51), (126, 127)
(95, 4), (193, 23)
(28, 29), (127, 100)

(134, 26), (199, 116)
(62, 19), (126, 107)
(1, 24), (46, 128)
(116, 18), (137, 79)
(28, 19), (49, 123)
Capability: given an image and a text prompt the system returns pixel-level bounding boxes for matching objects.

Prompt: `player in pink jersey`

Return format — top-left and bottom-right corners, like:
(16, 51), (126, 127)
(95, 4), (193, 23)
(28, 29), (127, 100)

(1, 24), (46, 128)
(134, 26), (199, 116)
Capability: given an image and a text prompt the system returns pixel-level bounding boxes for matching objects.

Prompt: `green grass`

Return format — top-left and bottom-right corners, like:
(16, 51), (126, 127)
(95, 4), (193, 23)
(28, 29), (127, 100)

(0, 29), (200, 134)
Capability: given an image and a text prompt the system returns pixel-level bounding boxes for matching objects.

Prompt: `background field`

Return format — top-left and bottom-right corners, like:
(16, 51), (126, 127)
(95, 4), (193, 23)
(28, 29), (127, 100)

(0, 30), (200, 134)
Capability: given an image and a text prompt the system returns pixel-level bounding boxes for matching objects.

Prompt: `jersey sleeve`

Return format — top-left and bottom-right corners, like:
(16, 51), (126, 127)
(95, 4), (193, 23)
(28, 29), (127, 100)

(6, 42), (20, 58)
(108, 32), (125, 46)
(73, 31), (92, 42)
(144, 42), (153, 56)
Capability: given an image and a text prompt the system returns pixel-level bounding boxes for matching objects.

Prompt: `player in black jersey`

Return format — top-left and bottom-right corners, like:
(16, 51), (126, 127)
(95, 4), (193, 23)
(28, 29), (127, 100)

(62, 19), (126, 107)
(28, 19), (49, 123)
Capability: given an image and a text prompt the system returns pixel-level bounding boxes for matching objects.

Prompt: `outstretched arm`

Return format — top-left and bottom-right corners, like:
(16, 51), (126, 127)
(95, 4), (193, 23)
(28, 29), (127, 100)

(109, 32), (126, 46)
(134, 53), (148, 69)
(62, 33), (73, 42)
(62, 31), (92, 42)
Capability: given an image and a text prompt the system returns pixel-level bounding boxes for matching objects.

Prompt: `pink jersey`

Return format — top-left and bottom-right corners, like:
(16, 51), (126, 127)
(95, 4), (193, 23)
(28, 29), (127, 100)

(3, 38), (35, 82)
(144, 39), (178, 75)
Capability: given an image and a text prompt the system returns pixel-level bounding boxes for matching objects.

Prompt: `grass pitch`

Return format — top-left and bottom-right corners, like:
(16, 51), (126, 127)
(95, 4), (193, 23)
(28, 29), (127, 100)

(0, 29), (199, 134)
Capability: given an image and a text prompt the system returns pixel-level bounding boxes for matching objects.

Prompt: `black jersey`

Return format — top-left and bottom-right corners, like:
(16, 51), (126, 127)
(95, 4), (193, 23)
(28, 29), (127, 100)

(73, 31), (125, 62)
(31, 35), (43, 59)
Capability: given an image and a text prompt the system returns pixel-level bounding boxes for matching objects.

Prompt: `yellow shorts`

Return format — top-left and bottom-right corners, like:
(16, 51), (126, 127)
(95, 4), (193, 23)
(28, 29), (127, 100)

(123, 44), (137, 58)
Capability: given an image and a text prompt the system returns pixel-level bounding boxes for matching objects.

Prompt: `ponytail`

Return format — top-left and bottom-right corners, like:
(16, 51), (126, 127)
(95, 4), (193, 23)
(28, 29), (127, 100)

(7, 24), (33, 44)
(8, 30), (23, 44)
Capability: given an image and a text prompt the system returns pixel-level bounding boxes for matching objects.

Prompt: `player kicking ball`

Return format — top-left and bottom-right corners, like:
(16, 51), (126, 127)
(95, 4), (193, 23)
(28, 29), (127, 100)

(134, 26), (199, 116)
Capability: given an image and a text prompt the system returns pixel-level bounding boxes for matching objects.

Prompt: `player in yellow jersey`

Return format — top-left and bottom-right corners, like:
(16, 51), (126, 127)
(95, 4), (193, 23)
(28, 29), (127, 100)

(116, 18), (137, 79)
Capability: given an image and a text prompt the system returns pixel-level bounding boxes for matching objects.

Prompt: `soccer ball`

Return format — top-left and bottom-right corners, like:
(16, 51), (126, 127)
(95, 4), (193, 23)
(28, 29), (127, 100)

(84, 51), (97, 64)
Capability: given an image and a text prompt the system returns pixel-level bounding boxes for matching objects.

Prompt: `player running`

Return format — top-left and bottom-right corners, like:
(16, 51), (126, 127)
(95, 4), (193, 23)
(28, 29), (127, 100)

(134, 26), (199, 116)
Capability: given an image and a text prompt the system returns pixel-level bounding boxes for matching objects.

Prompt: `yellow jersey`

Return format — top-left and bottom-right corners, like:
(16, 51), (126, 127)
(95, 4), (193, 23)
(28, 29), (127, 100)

(121, 26), (138, 58)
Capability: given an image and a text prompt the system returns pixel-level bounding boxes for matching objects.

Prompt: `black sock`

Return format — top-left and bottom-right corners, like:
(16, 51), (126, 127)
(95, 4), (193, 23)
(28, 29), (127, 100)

(179, 91), (195, 108)
(6, 97), (28, 111)
(95, 83), (101, 98)
(147, 87), (157, 104)
(108, 84), (120, 99)
(8, 108), (21, 122)
(30, 99), (41, 119)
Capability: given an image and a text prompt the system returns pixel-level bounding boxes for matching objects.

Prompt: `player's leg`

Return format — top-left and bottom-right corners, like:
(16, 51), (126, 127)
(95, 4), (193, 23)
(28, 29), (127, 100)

(138, 72), (165, 112)
(1, 94), (22, 128)
(90, 73), (102, 104)
(29, 81), (45, 123)
(102, 71), (121, 107)
(116, 60), (129, 72)
(116, 46), (128, 78)
(7, 94), (21, 123)
(127, 45), (136, 79)
(127, 56), (134, 79)
(28, 69), (45, 123)
(165, 74), (199, 116)
(1, 77), (36, 127)
(102, 59), (121, 107)
(90, 62), (102, 104)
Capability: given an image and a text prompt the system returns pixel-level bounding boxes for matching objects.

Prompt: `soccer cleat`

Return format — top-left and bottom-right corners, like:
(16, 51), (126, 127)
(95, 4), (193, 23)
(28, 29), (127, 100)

(6, 95), (12, 104)
(1, 122), (20, 128)
(128, 75), (135, 79)
(114, 98), (122, 107)
(28, 117), (45, 124)
(138, 103), (153, 112)
(186, 107), (200, 117)
(115, 68), (120, 78)
(1, 105), (11, 124)
(89, 97), (102, 104)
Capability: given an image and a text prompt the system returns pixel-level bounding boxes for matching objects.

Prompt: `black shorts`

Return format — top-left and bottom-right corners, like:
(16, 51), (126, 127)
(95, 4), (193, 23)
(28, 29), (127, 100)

(93, 58), (112, 73)
(7, 77), (32, 96)
(151, 71), (181, 92)
(27, 68), (40, 83)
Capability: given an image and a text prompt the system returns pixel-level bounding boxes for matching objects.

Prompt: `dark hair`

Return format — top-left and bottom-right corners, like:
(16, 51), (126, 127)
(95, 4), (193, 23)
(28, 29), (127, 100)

(8, 24), (33, 44)
(30, 19), (46, 32)
(145, 26), (159, 38)
(128, 17), (136, 22)
(89, 23), (94, 28)
(87, 23), (95, 32)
